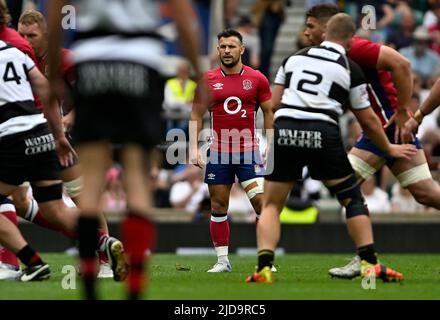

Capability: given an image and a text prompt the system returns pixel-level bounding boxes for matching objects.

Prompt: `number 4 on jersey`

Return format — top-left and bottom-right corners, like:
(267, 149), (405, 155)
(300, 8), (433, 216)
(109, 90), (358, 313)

(2, 62), (25, 85)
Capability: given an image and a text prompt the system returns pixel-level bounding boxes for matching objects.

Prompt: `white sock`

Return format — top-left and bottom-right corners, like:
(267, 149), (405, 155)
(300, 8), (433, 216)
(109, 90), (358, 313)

(25, 199), (39, 222)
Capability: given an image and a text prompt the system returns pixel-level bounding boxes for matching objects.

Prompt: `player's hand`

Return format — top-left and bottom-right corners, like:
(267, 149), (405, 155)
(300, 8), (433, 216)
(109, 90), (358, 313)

(55, 136), (77, 167)
(190, 150), (205, 169)
(387, 143), (417, 160)
(401, 117), (420, 139)
(385, 110), (413, 144)
(62, 110), (75, 133)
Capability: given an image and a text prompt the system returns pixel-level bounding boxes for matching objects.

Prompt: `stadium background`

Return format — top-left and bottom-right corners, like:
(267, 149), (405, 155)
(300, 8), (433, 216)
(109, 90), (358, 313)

(12, 0), (440, 254)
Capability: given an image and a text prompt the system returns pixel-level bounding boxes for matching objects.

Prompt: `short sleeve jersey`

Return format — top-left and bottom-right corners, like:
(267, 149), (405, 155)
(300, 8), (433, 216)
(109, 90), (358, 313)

(0, 26), (43, 112)
(348, 36), (398, 125)
(0, 41), (46, 138)
(201, 65), (271, 153)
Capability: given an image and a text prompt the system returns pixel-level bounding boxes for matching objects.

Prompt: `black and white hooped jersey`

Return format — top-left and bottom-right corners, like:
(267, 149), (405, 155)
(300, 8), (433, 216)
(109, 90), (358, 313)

(71, 0), (164, 69)
(0, 41), (46, 139)
(274, 41), (370, 125)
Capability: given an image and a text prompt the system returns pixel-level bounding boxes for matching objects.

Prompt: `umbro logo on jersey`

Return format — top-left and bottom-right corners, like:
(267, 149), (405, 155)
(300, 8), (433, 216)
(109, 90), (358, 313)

(243, 79), (253, 90)
(212, 83), (224, 90)
(207, 173), (216, 180)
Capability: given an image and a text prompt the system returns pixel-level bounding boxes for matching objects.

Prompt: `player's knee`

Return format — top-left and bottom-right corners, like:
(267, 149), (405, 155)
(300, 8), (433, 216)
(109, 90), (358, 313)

(410, 187), (433, 207)
(210, 198), (228, 213)
(32, 184), (63, 203)
(11, 189), (29, 210)
(63, 177), (83, 199)
(348, 154), (377, 181)
(327, 175), (369, 219)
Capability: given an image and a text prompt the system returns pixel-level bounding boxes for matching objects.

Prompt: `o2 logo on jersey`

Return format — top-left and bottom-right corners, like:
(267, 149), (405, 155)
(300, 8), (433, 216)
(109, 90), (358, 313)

(224, 96), (247, 118)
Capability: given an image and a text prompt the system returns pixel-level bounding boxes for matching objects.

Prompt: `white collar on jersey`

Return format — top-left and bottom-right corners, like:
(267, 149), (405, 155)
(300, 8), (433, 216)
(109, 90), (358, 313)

(320, 41), (346, 54)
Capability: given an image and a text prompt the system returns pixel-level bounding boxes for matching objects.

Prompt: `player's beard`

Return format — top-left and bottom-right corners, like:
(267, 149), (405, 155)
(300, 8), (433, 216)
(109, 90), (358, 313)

(220, 55), (240, 68)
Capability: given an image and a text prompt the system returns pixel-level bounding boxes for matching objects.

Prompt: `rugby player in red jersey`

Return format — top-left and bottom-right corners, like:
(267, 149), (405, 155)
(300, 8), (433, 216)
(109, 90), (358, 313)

(191, 29), (274, 272)
(303, 4), (440, 279)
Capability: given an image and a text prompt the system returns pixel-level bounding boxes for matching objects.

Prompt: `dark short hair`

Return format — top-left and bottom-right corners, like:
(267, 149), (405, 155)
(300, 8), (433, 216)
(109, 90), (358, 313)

(217, 28), (243, 43)
(306, 3), (340, 24)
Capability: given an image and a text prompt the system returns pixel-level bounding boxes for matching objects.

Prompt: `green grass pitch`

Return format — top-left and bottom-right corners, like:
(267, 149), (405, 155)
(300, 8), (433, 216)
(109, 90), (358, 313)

(0, 253), (439, 300)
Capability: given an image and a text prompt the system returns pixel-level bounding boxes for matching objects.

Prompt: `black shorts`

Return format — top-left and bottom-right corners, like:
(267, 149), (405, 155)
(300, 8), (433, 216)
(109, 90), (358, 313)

(0, 124), (62, 186)
(72, 60), (163, 149)
(266, 117), (354, 182)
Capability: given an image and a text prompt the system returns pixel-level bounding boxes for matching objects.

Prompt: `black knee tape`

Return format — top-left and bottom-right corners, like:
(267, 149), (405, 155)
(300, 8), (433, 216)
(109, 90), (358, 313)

(32, 183), (63, 203)
(327, 175), (369, 218)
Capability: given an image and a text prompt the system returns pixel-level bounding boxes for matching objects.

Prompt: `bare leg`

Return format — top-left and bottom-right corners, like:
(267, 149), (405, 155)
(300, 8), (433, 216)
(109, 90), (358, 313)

(120, 144), (156, 299)
(257, 180), (293, 252)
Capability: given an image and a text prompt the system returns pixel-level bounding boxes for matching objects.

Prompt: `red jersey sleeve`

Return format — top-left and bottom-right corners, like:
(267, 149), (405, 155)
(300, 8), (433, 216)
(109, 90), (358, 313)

(257, 71), (272, 103)
(348, 36), (381, 69)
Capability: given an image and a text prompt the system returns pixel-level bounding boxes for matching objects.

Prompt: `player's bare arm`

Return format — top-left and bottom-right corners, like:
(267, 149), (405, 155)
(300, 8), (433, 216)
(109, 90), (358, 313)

(352, 106), (416, 160)
(377, 45), (413, 143)
(271, 84), (284, 111)
(170, 0), (202, 78)
(190, 80), (209, 168)
(403, 78), (440, 136)
(260, 98), (274, 158)
(260, 99), (274, 131)
(28, 67), (76, 167)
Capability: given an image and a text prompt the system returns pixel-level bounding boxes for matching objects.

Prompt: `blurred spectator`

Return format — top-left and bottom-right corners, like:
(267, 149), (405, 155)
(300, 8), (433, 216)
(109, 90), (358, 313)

(407, 0), (429, 25)
(399, 26), (440, 85)
(427, 3), (440, 54)
(228, 182), (255, 219)
(305, 0), (336, 11)
(424, 1), (440, 29)
(162, 60), (197, 134)
(390, 182), (425, 212)
(412, 72), (423, 96)
(420, 127), (440, 169)
(251, 0), (286, 79)
(361, 175), (391, 214)
(169, 165), (208, 213)
(356, 0), (395, 43)
(386, 7), (416, 50)
(192, 197), (212, 222)
(409, 92), (420, 113)
(235, 15), (260, 69)
(224, 0), (240, 28)
(102, 166), (126, 213)
(151, 165), (172, 208)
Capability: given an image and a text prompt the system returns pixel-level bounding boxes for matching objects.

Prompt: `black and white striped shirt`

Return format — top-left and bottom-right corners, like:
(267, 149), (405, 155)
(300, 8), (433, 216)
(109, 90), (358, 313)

(71, 0), (164, 69)
(0, 41), (46, 138)
(274, 41), (370, 125)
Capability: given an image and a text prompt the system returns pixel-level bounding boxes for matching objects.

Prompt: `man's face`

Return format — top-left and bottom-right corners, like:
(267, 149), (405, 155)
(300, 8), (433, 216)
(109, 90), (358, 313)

(18, 23), (47, 57)
(304, 17), (326, 45)
(217, 36), (243, 68)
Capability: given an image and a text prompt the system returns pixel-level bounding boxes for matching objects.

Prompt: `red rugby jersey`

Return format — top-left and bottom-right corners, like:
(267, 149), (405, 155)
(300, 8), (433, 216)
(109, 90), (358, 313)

(201, 65), (271, 153)
(348, 36), (398, 126)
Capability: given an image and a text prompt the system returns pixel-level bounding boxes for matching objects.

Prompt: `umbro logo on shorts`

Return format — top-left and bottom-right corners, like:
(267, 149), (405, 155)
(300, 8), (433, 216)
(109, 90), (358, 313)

(207, 173), (216, 180)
